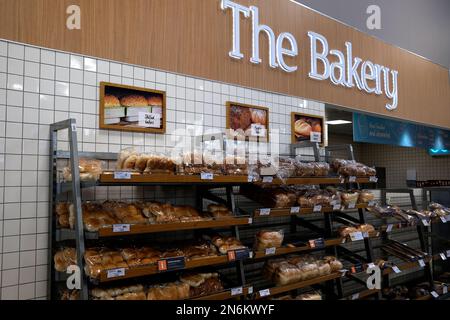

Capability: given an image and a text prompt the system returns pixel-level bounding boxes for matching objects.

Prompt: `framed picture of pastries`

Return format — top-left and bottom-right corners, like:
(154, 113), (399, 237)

(99, 82), (166, 134)
(226, 102), (270, 142)
(291, 112), (324, 145)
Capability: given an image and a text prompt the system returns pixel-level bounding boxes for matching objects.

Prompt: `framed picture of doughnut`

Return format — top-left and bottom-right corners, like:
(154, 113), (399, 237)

(291, 112), (324, 145)
(226, 102), (270, 142)
(99, 82), (166, 134)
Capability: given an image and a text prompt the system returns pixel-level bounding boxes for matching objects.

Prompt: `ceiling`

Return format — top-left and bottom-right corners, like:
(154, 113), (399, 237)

(295, 0), (450, 68)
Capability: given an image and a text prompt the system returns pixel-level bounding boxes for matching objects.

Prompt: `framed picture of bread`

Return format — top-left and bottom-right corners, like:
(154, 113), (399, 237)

(99, 82), (166, 134)
(226, 102), (270, 142)
(291, 112), (324, 145)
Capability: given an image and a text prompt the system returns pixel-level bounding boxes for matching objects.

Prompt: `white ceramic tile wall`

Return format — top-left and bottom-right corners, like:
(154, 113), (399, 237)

(0, 39), (325, 300)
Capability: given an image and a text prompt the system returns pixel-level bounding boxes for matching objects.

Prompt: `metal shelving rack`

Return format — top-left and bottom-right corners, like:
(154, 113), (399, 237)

(49, 120), (407, 300)
(48, 119), (250, 300)
(379, 189), (435, 291)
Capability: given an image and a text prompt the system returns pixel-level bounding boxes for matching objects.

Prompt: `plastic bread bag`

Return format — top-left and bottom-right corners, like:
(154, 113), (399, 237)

(63, 158), (105, 181)
(294, 158), (315, 177)
(143, 152), (177, 174)
(255, 230), (284, 250)
(147, 282), (190, 300)
(340, 191), (359, 206)
(358, 190), (375, 203)
(312, 162), (330, 177)
(274, 262), (303, 285)
(330, 159), (352, 172)
(54, 247), (77, 272)
(274, 156), (296, 183)
(270, 187), (298, 208)
(224, 153), (248, 176)
(116, 147), (139, 171)
(322, 256), (343, 272)
(296, 260), (319, 280)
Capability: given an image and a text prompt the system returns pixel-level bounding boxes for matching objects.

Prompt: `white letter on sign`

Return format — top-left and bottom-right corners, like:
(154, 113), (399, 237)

(220, 0), (250, 59)
(66, 5), (81, 30)
(276, 32), (298, 73)
(250, 6), (278, 68)
(308, 32), (330, 80)
(366, 265), (381, 290)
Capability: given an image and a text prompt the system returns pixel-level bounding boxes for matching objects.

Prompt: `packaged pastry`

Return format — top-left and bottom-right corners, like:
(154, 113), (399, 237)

(211, 236), (246, 255)
(323, 256), (343, 272)
(63, 158), (104, 181)
(144, 153), (176, 174)
(116, 147), (139, 171)
(83, 248), (128, 279)
(341, 191), (359, 206)
(294, 161), (315, 177)
(180, 273), (224, 298)
(224, 155), (248, 176)
(55, 203), (70, 228)
(54, 247), (77, 272)
(312, 162), (330, 177)
(147, 282), (190, 300)
(273, 262), (303, 286)
(207, 204), (233, 219)
(91, 285), (146, 300)
(338, 226), (358, 238)
(255, 230), (284, 250)
(183, 242), (218, 260)
(275, 157), (296, 181)
(358, 191), (375, 204)
(181, 152), (224, 175)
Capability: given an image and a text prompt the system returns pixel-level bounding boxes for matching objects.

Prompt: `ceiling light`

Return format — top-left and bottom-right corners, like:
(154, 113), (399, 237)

(326, 120), (352, 125)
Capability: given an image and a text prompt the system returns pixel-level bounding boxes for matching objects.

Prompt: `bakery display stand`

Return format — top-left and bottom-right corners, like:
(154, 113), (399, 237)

(48, 119), (251, 300)
(379, 189), (435, 292)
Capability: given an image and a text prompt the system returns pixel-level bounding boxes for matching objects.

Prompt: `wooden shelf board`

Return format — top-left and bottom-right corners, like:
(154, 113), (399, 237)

(254, 272), (342, 299)
(97, 217), (251, 237)
(97, 255), (232, 283)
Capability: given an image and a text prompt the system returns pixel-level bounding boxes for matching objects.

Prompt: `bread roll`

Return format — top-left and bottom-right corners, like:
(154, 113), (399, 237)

(120, 95), (148, 108)
(147, 96), (163, 106)
(104, 95), (121, 108)
(255, 230), (284, 250)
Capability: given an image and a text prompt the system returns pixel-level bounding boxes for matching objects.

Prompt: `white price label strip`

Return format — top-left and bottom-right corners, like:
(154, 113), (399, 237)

(349, 176), (357, 182)
(114, 172), (131, 180)
(440, 216), (447, 223)
(447, 250), (450, 258)
(263, 176), (273, 183)
(386, 224), (394, 232)
(247, 175), (256, 182)
(313, 205), (322, 213)
(440, 253), (447, 261)
(351, 293), (360, 300)
(107, 268), (125, 279)
(392, 266), (401, 274)
(418, 259), (426, 268)
(260, 208), (271, 216)
(248, 286), (253, 295)
(350, 232), (364, 242)
(248, 218), (253, 224)
(369, 176), (378, 182)
(259, 289), (271, 297)
(422, 219), (430, 227)
(443, 286), (448, 295)
(348, 202), (356, 209)
(265, 247), (276, 255)
(200, 172), (214, 180)
(113, 224), (130, 233)
(310, 131), (322, 143)
(231, 287), (243, 296)
(290, 207), (300, 214)
(431, 291), (439, 299)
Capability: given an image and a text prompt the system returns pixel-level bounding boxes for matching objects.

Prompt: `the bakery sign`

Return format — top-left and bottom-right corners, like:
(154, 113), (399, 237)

(220, 0), (399, 111)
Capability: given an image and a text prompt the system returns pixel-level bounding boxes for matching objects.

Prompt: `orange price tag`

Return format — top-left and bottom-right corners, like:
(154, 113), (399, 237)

(228, 251), (236, 261)
(157, 260), (168, 271)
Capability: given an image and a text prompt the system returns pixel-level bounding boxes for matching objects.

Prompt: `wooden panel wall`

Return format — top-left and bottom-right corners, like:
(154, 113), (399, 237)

(0, 0), (449, 128)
